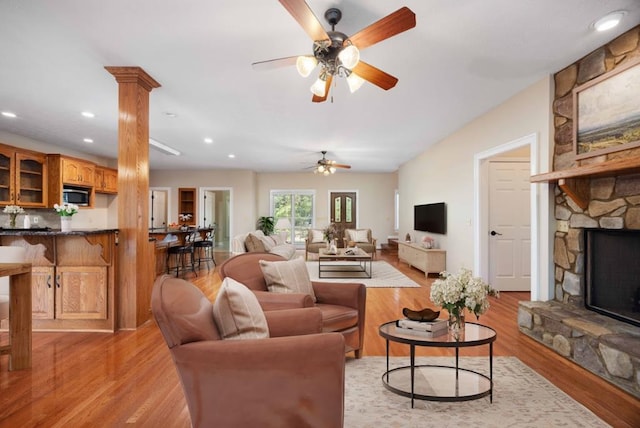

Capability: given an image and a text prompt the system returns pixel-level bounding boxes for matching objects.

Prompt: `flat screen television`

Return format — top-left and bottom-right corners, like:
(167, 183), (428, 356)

(414, 202), (446, 234)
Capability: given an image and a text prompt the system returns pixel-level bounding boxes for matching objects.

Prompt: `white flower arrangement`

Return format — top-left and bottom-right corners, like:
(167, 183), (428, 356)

(53, 203), (79, 217)
(3, 205), (25, 215)
(430, 267), (499, 319)
(179, 213), (193, 222)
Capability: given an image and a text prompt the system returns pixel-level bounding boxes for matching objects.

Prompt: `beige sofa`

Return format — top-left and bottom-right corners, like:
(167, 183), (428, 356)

(231, 230), (297, 259)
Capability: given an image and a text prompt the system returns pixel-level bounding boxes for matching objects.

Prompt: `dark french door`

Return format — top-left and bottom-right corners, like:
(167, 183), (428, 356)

(330, 192), (356, 247)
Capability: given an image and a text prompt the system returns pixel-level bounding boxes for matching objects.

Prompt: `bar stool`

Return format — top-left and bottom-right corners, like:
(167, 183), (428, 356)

(167, 230), (197, 277)
(194, 231), (215, 270)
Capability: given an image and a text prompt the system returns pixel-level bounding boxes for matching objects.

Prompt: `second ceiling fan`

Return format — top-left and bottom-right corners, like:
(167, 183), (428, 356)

(252, 0), (416, 102)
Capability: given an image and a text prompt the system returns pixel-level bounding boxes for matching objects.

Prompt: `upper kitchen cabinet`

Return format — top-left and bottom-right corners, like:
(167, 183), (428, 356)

(47, 154), (96, 208)
(60, 156), (95, 187)
(95, 166), (118, 194)
(0, 143), (48, 208)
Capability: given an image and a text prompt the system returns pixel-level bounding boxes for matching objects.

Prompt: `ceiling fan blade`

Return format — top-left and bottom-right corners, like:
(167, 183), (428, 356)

(352, 61), (398, 90)
(251, 56), (299, 71)
(312, 74), (333, 103)
(332, 163), (351, 169)
(279, 0), (329, 42)
(347, 7), (416, 50)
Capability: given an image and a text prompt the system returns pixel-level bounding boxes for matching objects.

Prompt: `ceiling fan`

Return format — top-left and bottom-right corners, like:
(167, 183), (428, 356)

(252, 0), (416, 102)
(312, 151), (351, 175)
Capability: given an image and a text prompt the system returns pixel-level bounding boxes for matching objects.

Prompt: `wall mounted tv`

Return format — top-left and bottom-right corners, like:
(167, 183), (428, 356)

(414, 202), (446, 234)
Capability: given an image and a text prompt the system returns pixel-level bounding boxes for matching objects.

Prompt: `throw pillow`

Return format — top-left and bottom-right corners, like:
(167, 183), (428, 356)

(259, 257), (316, 302)
(271, 234), (284, 245)
(353, 229), (370, 243)
(245, 233), (266, 252)
(212, 277), (269, 340)
(310, 229), (324, 243)
(257, 234), (276, 251)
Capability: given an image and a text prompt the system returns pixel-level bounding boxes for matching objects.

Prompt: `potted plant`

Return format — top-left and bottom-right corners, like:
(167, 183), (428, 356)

(257, 216), (275, 236)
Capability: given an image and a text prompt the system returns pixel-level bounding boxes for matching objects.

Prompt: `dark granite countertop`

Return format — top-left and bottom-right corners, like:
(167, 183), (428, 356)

(0, 227), (118, 236)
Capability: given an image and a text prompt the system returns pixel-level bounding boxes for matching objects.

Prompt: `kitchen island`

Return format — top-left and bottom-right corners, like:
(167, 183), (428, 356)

(0, 228), (118, 331)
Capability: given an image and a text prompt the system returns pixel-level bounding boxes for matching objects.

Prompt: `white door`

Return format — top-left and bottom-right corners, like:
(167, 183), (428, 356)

(149, 189), (168, 229)
(489, 160), (531, 291)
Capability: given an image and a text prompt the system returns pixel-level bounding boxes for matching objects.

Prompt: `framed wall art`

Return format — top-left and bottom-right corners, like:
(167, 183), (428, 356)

(573, 59), (640, 160)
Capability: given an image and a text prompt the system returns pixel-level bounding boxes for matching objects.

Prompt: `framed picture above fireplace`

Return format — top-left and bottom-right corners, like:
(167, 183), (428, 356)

(573, 59), (640, 160)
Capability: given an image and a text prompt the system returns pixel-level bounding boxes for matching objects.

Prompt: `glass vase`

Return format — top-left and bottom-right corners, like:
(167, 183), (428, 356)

(448, 307), (466, 341)
(9, 214), (17, 228)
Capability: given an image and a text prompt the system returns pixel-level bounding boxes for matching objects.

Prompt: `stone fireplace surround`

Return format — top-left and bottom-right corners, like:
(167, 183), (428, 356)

(518, 26), (640, 399)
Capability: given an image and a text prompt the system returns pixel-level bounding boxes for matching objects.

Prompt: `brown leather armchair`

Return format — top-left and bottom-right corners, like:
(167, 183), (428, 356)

(218, 252), (366, 358)
(151, 275), (345, 428)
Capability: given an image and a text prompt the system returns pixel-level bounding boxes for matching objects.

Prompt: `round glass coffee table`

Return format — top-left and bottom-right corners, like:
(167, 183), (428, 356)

(378, 320), (497, 407)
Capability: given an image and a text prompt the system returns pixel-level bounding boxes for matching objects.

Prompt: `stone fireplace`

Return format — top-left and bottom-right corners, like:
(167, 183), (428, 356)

(518, 26), (640, 399)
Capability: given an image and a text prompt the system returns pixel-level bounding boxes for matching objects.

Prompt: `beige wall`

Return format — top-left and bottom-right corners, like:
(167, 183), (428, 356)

(256, 172), (398, 244)
(398, 76), (553, 273)
(149, 169), (257, 235)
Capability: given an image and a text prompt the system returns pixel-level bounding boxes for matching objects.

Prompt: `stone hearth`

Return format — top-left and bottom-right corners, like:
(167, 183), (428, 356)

(518, 301), (640, 398)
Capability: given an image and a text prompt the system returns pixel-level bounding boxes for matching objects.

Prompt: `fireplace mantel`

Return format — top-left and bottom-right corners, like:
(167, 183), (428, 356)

(531, 156), (640, 209)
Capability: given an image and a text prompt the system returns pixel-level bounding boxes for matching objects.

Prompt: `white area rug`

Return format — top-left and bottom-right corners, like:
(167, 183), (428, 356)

(306, 261), (420, 288)
(344, 356), (607, 427)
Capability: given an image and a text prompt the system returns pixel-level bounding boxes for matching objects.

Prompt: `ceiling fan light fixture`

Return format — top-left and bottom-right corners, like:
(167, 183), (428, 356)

(338, 44), (360, 69)
(310, 72), (327, 97)
(296, 55), (318, 77)
(346, 72), (365, 93)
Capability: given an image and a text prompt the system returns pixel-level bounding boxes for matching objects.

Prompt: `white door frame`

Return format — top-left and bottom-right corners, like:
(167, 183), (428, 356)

(473, 133), (553, 301)
(198, 187), (233, 250)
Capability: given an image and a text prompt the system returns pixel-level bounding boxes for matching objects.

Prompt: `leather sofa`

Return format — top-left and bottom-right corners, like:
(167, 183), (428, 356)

(218, 252), (366, 358)
(151, 274), (345, 428)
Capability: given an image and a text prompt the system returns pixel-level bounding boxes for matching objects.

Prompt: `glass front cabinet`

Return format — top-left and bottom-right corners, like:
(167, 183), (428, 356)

(0, 144), (47, 207)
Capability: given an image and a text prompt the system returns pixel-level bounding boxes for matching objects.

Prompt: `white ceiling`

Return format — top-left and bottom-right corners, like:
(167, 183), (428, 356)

(0, 0), (639, 172)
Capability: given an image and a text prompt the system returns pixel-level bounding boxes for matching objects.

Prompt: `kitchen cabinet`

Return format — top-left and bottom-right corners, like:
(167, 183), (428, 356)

(47, 154), (96, 208)
(95, 166), (118, 194)
(0, 230), (117, 331)
(0, 143), (48, 208)
(178, 187), (196, 225)
(61, 157), (95, 187)
(398, 242), (446, 277)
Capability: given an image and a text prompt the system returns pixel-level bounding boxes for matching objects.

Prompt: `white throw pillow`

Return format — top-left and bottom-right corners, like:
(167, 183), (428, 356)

(353, 229), (370, 243)
(257, 234), (276, 250)
(259, 257), (317, 302)
(311, 229), (324, 243)
(212, 278), (269, 340)
(271, 235), (284, 245)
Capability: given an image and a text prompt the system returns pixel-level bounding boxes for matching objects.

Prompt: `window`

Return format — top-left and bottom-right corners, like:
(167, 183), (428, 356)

(271, 190), (315, 246)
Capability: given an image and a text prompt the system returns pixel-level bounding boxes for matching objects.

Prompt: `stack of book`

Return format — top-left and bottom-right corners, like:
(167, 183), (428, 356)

(395, 318), (448, 337)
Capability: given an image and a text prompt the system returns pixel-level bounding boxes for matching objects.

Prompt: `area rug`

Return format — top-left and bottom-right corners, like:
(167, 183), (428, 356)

(344, 356), (607, 427)
(305, 261), (420, 288)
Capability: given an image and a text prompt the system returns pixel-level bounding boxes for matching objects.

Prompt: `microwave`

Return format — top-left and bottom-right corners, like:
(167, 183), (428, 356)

(63, 188), (90, 206)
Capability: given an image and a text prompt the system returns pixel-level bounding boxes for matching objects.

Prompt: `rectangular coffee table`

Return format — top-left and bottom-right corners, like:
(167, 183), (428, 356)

(318, 247), (372, 279)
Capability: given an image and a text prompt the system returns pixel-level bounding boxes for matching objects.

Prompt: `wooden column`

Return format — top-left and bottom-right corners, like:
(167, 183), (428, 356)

(105, 67), (160, 329)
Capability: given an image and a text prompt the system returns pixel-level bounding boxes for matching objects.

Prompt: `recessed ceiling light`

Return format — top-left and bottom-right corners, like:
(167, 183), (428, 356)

(83, 138), (94, 143)
(228, 154), (235, 159)
(204, 138), (213, 144)
(1, 112), (17, 118)
(81, 111), (95, 118)
(593, 11), (626, 32)
(164, 112), (178, 118)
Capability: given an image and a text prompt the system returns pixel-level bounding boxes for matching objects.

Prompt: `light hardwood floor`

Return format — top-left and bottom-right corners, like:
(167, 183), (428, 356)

(0, 252), (638, 427)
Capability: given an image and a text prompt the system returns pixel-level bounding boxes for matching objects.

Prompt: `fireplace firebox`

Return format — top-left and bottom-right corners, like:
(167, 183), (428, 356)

(585, 229), (640, 327)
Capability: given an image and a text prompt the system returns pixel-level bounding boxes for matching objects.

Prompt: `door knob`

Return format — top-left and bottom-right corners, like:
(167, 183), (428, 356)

(490, 230), (502, 236)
